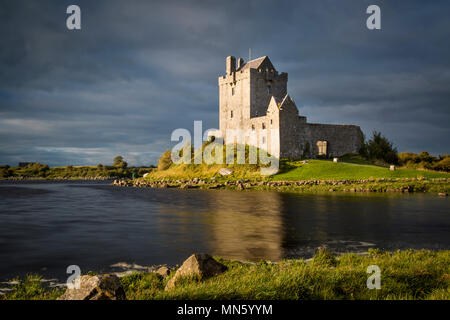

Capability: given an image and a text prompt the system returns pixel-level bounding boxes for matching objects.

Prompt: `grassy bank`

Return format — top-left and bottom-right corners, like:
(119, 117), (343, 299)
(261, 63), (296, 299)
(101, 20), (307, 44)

(2, 250), (449, 300)
(145, 159), (449, 181)
(137, 159), (450, 193)
(274, 159), (449, 181)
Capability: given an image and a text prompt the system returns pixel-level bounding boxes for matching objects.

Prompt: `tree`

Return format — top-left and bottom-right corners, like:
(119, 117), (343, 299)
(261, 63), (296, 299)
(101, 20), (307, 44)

(113, 156), (127, 169)
(366, 131), (398, 164)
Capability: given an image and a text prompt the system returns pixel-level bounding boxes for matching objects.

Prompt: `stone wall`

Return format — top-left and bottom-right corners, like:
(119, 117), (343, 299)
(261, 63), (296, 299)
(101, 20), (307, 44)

(304, 123), (363, 157)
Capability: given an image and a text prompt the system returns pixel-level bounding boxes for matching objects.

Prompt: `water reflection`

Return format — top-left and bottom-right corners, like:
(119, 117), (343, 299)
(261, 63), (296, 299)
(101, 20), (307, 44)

(207, 191), (285, 261)
(0, 183), (448, 281)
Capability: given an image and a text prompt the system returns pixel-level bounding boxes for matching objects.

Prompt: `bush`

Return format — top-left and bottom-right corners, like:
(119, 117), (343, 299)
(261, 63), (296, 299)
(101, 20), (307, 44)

(398, 152), (419, 166)
(433, 157), (450, 172)
(398, 152), (449, 172)
(157, 150), (173, 171)
(0, 167), (12, 178)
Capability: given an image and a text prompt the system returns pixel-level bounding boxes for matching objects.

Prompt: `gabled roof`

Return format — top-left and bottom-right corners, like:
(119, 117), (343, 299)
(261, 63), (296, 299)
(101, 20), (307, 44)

(267, 94), (298, 115)
(279, 94), (298, 114)
(237, 56), (275, 71)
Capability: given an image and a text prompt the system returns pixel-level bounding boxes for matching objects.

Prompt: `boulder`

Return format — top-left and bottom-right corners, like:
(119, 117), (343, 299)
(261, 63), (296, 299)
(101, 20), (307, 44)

(156, 266), (170, 278)
(165, 254), (227, 290)
(57, 274), (126, 300)
(218, 168), (233, 176)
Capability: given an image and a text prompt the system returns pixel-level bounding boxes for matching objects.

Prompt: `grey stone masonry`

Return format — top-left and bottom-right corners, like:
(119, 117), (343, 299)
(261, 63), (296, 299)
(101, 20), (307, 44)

(218, 55), (362, 159)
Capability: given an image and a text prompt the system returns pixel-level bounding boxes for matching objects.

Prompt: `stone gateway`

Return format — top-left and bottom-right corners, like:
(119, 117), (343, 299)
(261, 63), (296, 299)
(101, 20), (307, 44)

(218, 55), (363, 159)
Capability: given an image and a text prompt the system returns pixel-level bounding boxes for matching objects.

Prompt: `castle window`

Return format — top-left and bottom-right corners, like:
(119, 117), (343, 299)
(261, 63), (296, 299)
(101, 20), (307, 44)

(230, 110), (233, 118)
(270, 119), (273, 125)
(262, 136), (266, 144)
(232, 87), (235, 96)
(266, 86), (271, 94)
(251, 124), (255, 131)
(262, 123), (266, 130)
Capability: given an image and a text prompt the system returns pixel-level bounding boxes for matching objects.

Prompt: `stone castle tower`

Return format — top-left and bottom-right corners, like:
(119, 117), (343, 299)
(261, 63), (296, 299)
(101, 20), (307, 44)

(218, 55), (363, 159)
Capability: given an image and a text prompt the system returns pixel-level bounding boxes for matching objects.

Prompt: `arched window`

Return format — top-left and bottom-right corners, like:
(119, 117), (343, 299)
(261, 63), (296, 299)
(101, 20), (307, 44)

(262, 123), (266, 130)
(266, 86), (271, 94)
(230, 110), (233, 118)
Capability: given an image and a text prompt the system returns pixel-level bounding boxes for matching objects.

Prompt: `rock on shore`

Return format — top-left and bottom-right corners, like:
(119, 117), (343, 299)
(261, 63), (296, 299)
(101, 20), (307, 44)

(165, 254), (227, 290)
(57, 274), (126, 300)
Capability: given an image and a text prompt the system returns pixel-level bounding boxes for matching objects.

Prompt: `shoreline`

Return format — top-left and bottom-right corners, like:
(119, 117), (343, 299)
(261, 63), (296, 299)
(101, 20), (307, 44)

(113, 177), (450, 194)
(0, 176), (116, 181)
(2, 249), (449, 300)
(1, 176), (448, 194)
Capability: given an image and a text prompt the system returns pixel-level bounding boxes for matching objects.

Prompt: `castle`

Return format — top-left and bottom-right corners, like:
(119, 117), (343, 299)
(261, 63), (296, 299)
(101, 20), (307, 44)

(218, 55), (363, 159)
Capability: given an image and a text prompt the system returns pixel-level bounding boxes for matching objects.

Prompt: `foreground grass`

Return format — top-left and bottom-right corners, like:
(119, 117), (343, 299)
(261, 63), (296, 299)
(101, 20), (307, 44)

(0, 275), (63, 300)
(121, 250), (450, 300)
(3, 250), (448, 300)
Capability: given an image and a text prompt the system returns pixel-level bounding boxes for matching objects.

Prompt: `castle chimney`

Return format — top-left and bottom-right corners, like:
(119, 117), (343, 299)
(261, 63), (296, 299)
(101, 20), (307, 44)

(226, 56), (236, 75)
(237, 58), (244, 69)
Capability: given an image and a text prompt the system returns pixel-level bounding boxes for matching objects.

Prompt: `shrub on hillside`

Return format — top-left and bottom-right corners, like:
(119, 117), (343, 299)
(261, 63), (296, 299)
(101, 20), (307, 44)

(157, 150), (173, 171)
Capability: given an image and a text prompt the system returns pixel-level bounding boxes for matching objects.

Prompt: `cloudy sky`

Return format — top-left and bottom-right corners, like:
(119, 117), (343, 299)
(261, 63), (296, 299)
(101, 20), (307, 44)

(1, 0), (449, 166)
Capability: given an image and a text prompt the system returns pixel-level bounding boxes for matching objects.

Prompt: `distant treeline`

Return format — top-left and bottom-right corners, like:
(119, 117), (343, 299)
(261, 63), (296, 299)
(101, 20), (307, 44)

(0, 156), (156, 179)
(398, 152), (449, 172)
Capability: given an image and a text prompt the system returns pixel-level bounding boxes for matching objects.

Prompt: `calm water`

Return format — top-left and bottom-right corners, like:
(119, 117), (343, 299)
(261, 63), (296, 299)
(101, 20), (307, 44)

(0, 181), (449, 281)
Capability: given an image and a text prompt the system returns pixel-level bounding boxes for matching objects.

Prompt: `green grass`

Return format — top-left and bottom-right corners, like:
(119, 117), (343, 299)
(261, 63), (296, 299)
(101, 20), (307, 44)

(121, 249), (450, 300)
(273, 160), (449, 181)
(146, 156), (450, 193)
(142, 158), (449, 194)
(145, 158), (449, 182)
(0, 275), (63, 300)
(3, 250), (449, 300)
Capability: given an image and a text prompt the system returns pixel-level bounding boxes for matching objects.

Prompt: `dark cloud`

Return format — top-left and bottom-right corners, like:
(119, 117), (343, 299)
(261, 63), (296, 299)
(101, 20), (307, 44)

(0, 0), (449, 166)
